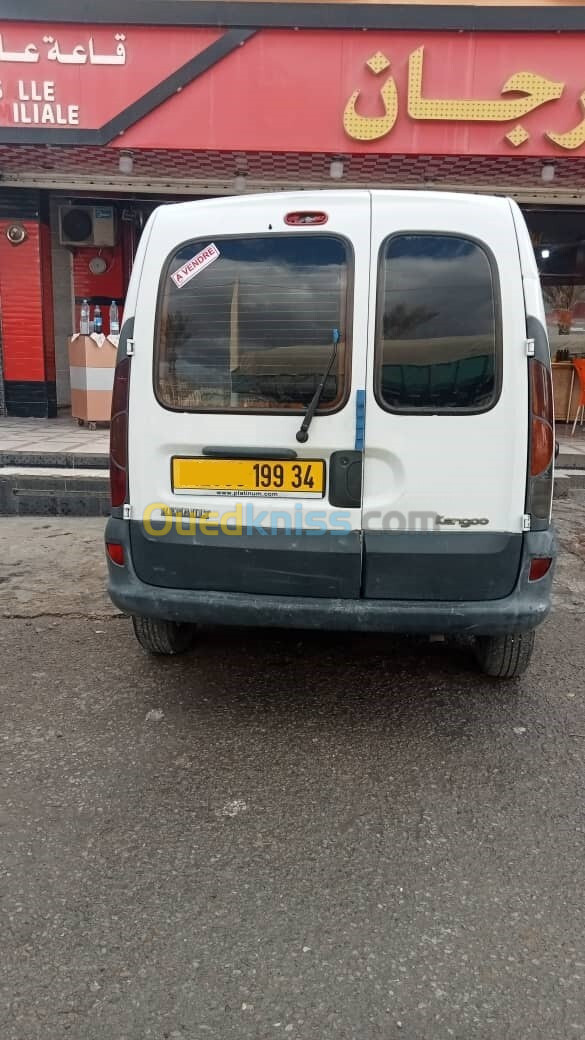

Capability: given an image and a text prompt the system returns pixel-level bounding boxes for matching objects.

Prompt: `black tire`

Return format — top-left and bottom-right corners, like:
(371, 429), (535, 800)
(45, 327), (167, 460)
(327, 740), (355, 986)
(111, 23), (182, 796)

(474, 630), (535, 679)
(131, 615), (196, 656)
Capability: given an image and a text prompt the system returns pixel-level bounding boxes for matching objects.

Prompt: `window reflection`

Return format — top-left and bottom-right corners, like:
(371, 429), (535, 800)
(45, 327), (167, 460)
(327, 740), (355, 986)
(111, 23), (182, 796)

(376, 234), (498, 412)
(156, 236), (349, 412)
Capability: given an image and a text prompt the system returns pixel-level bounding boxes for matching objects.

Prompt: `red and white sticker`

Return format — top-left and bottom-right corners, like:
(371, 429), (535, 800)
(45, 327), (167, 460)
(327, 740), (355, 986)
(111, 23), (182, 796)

(171, 243), (220, 288)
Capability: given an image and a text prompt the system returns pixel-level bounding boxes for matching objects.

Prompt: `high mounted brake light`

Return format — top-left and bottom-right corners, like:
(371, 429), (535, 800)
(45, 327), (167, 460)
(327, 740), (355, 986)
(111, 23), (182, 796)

(284, 212), (328, 226)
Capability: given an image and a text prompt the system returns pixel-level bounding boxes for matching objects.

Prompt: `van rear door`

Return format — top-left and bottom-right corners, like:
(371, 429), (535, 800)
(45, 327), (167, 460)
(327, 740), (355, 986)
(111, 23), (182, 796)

(362, 192), (528, 601)
(128, 192), (371, 598)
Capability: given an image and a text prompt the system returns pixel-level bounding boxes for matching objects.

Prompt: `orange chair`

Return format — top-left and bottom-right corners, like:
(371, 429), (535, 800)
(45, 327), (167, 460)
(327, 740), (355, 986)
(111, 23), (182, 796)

(571, 358), (585, 435)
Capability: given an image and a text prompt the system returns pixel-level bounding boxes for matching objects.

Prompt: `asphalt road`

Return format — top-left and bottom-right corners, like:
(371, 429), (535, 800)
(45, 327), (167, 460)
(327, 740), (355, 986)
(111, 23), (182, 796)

(1, 511), (584, 1040)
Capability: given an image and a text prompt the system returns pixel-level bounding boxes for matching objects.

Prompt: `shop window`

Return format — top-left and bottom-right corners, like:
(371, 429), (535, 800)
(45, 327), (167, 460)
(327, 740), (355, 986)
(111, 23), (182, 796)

(156, 235), (351, 413)
(375, 234), (499, 413)
(524, 207), (585, 359)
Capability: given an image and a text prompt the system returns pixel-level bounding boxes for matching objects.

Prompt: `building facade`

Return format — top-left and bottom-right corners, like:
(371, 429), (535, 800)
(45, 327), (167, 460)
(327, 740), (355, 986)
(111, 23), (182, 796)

(0, 0), (584, 416)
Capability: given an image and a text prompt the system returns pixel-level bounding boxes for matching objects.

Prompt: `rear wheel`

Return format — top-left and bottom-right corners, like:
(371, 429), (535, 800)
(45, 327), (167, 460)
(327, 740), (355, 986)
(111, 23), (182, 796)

(474, 630), (535, 679)
(131, 615), (196, 656)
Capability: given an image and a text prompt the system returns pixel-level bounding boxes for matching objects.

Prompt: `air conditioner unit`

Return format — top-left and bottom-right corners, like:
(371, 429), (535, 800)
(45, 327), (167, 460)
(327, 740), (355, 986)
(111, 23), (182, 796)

(59, 205), (117, 247)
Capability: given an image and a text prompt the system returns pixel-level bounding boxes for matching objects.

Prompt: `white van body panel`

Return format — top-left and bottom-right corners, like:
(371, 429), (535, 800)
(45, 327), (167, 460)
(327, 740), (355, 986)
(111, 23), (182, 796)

(363, 192), (529, 535)
(509, 198), (549, 333)
(123, 210), (156, 321)
(127, 191), (371, 531)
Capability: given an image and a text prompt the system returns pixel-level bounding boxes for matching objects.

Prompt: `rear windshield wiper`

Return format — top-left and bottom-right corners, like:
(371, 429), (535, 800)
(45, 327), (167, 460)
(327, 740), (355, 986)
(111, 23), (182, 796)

(296, 328), (340, 444)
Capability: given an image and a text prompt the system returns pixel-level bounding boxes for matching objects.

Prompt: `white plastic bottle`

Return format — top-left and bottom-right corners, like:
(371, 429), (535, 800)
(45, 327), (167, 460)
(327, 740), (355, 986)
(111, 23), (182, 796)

(109, 300), (120, 334)
(80, 299), (90, 335)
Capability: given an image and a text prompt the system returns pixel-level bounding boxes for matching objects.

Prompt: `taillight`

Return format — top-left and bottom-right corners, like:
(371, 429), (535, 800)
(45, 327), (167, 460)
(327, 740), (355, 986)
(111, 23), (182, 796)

(110, 355), (130, 508)
(106, 542), (125, 566)
(527, 359), (554, 521)
(530, 358), (553, 421)
(529, 360), (554, 475)
(529, 557), (552, 581)
(531, 418), (554, 477)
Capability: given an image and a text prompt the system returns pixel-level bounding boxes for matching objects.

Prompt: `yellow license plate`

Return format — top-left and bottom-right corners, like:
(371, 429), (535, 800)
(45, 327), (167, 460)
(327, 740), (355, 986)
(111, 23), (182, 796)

(172, 457), (325, 498)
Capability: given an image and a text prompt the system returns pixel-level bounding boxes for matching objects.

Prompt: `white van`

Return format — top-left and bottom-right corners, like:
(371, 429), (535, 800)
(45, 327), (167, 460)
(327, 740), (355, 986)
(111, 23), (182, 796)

(106, 190), (556, 678)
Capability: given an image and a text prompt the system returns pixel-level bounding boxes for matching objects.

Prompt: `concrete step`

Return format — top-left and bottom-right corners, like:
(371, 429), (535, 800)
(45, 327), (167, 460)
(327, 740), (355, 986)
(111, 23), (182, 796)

(557, 451), (585, 471)
(0, 450), (108, 470)
(0, 468), (109, 517)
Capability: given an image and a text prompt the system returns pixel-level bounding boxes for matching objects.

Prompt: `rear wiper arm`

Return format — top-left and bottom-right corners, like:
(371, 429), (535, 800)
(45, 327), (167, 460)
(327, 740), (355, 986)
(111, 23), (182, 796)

(296, 329), (340, 444)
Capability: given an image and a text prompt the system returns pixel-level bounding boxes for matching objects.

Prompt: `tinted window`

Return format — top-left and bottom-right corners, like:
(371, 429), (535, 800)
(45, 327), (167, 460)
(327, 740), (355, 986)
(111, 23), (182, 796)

(156, 236), (350, 412)
(376, 234), (499, 412)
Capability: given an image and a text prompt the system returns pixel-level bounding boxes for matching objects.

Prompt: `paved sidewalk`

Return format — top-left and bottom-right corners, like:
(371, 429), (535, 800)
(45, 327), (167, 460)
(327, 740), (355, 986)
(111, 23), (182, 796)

(0, 415), (108, 456)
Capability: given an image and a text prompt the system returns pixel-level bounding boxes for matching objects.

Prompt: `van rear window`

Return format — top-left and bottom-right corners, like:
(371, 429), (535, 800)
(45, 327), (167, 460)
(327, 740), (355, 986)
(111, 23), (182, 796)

(376, 234), (499, 413)
(155, 235), (350, 413)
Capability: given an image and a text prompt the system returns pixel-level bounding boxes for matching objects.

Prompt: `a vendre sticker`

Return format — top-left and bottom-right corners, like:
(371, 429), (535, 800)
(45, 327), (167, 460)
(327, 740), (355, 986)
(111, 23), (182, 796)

(171, 243), (220, 288)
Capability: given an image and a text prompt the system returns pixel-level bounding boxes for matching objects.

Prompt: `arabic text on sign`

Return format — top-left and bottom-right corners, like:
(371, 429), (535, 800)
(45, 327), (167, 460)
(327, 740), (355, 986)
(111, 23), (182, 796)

(407, 46), (563, 122)
(0, 32), (127, 66)
(546, 91), (585, 150)
(343, 51), (398, 142)
(343, 46), (585, 152)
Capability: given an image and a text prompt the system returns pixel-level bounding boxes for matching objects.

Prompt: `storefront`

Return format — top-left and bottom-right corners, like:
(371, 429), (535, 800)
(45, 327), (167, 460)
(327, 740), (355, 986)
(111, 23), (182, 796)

(0, 0), (584, 417)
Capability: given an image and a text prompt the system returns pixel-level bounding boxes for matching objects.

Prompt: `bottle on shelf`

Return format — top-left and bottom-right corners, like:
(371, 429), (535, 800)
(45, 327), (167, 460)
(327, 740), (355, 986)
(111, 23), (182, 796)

(93, 304), (103, 334)
(109, 300), (120, 335)
(80, 299), (90, 336)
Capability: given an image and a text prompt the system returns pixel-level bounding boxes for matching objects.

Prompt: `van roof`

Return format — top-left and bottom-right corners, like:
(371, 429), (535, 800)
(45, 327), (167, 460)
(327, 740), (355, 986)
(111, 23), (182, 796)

(151, 189), (513, 221)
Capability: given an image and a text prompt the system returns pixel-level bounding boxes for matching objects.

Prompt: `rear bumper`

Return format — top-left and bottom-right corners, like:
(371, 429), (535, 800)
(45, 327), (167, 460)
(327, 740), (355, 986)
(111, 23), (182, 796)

(105, 518), (556, 636)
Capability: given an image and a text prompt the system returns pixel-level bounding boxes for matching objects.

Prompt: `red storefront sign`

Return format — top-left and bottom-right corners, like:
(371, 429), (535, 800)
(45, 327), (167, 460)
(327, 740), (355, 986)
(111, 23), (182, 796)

(1, 23), (585, 156)
(0, 24), (222, 132)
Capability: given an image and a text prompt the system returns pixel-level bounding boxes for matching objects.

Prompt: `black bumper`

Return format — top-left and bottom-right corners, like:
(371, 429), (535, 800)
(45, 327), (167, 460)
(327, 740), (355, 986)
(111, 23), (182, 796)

(105, 517), (556, 636)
